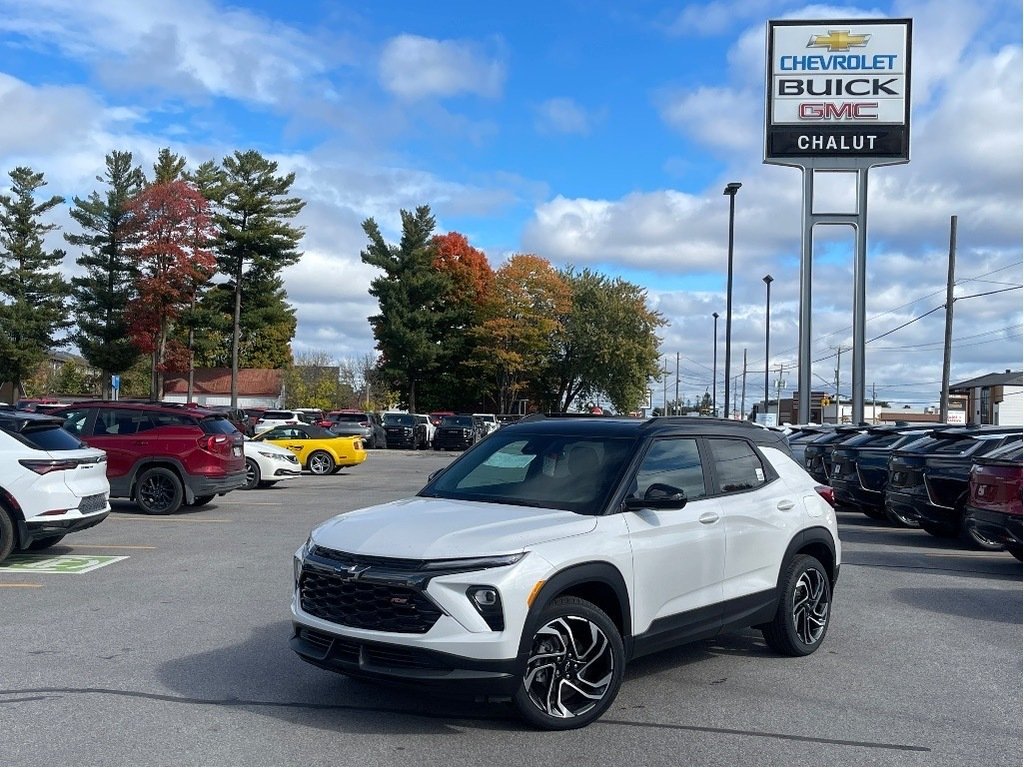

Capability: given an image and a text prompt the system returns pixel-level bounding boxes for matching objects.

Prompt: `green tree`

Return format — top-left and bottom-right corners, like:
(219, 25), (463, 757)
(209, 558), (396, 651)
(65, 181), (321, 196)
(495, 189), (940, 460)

(66, 150), (146, 396)
(152, 147), (187, 184)
(543, 268), (665, 413)
(282, 350), (353, 410)
(211, 150), (305, 406)
(0, 167), (71, 398)
(361, 206), (449, 413)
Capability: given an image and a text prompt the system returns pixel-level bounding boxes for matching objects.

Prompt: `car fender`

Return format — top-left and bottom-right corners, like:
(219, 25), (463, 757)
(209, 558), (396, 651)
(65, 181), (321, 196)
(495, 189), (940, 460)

(516, 560), (633, 660)
(124, 458), (193, 504)
(777, 526), (839, 589)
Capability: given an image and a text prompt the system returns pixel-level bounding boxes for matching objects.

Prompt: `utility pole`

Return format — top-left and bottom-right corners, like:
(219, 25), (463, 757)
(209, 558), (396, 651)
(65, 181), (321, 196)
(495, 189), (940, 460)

(940, 215), (957, 422)
(835, 346), (841, 399)
(675, 352), (680, 416)
(662, 355), (669, 416)
(776, 364), (784, 424)
(740, 348), (747, 421)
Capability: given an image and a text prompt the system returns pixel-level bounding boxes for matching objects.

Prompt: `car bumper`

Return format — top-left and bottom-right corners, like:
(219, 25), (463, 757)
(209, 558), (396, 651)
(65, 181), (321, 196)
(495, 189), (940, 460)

(386, 437), (417, 449)
(289, 624), (521, 698)
(884, 489), (923, 522)
(964, 506), (1023, 548)
(20, 508), (111, 543)
(435, 438), (474, 450)
(186, 470), (246, 498)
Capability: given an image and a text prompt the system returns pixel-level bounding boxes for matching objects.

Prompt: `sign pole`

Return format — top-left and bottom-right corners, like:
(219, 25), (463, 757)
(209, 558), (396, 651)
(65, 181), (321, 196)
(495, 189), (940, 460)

(851, 167), (869, 424)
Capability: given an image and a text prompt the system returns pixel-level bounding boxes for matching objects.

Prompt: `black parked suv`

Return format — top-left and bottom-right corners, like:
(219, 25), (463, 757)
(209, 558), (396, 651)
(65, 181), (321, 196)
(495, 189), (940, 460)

(802, 425), (866, 485)
(432, 414), (482, 451)
(884, 426), (1022, 547)
(829, 424), (938, 521)
(382, 413), (428, 450)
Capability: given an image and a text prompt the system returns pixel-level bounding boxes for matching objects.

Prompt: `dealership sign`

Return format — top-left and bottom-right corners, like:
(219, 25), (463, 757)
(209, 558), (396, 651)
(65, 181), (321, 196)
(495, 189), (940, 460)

(765, 18), (912, 164)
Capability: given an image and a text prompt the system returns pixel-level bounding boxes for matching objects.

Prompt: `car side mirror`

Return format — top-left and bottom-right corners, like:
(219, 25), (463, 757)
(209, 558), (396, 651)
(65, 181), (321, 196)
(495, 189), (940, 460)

(624, 483), (688, 511)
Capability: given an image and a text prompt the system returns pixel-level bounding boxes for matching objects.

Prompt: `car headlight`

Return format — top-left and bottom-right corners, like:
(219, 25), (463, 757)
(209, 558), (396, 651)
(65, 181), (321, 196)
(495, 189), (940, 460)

(257, 449), (282, 459)
(420, 553), (525, 572)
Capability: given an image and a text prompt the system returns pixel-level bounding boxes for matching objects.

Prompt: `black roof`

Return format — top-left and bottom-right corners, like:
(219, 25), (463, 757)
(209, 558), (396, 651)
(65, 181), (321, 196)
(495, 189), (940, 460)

(510, 414), (790, 449)
(0, 407), (66, 432)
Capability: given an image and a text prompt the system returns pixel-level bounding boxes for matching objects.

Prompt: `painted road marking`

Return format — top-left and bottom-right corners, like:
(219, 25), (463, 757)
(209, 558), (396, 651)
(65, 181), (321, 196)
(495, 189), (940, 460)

(0, 583), (43, 588)
(0, 554), (129, 574)
(66, 544), (156, 550)
(110, 516), (232, 523)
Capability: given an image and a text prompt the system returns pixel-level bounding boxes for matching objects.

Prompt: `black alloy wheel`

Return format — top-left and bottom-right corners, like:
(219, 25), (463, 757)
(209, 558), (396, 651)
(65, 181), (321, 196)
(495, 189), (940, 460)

(135, 467), (185, 515)
(762, 554), (832, 656)
(513, 596), (623, 730)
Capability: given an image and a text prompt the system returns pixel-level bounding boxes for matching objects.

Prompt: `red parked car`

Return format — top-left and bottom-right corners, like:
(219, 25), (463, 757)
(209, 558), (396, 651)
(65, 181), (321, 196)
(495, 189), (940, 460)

(53, 401), (245, 515)
(963, 440), (1023, 560)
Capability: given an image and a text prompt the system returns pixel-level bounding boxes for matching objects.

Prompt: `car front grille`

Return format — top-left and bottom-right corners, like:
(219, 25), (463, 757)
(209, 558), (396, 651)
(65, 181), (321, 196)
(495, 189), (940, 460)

(297, 628), (451, 671)
(299, 568), (442, 634)
(79, 493), (108, 514)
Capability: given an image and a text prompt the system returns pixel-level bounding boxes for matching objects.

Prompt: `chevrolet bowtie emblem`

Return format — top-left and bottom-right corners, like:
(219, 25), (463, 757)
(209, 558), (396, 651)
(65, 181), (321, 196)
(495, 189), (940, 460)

(807, 30), (871, 52)
(338, 564), (371, 578)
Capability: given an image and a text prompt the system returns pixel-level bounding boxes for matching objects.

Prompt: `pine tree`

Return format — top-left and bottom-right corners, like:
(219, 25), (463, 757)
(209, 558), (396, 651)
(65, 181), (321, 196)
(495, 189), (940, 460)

(212, 150), (304, 406)
(65, 151), (146, 396)
(0, 167), (71, 397)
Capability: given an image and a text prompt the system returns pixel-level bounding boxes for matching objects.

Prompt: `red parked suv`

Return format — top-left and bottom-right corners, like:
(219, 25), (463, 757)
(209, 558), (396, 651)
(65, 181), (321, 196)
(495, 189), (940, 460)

(53, 401), (245, 515)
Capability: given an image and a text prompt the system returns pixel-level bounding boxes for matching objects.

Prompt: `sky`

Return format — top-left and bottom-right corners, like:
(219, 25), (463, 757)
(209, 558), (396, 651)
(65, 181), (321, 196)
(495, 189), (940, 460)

(0, 0), (1020, 413)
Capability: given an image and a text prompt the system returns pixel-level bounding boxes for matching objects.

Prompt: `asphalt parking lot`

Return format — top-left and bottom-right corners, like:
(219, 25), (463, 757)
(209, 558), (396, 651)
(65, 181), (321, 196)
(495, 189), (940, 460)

(2, 450), (1021, 766)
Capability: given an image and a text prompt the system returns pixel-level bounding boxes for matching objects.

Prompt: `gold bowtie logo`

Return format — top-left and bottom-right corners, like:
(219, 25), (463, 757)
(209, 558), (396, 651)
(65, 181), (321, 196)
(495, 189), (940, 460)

(807, 30), (871, 52)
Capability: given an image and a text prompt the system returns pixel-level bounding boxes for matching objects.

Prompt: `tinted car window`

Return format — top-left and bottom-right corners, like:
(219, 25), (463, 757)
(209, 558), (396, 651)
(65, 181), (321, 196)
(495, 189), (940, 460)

(262, 411), (294, 420)
(632, 438), (707, 501)
(333, 413), (368, 423)
(708, 438), (766, 493)
(384, 414), (415, 426)
(442, 416), (475, 428)
(16, 423), (86, 451)
(200, 416), (238, 435)
(59, 408), (91, 437)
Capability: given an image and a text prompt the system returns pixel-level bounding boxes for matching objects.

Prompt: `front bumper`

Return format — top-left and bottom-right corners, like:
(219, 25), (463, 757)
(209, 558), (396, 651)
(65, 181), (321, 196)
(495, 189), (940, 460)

(290, 624), (520, 698)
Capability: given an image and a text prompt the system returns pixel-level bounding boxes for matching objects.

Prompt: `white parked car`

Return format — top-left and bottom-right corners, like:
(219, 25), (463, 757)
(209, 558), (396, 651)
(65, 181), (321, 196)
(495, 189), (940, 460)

(241, 438), (302, 490)
(290, 415), (840, 730)
(472, 412), (499, 435)
(254, 409), (306, 433)
(414, 414), (436, 445)
(0, 408), (111, 562)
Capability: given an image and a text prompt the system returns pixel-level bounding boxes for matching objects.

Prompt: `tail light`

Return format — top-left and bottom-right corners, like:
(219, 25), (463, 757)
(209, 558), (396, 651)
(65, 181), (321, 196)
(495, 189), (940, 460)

(19, 458), (81, 475)
(815, 485), (836, 508)
(199, 434), (230, 452)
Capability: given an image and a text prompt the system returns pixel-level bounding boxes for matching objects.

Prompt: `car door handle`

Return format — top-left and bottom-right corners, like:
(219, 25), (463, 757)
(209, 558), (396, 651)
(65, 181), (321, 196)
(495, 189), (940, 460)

(777, 500), (795, 511)
(698, 511), (719, 524)
(133, 440), (148, 446)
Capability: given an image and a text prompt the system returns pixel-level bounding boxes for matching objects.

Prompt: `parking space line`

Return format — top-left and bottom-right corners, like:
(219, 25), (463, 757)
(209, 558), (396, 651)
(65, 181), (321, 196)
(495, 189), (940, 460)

(0, 583), (43, 588)
(67, 544), (157, 550)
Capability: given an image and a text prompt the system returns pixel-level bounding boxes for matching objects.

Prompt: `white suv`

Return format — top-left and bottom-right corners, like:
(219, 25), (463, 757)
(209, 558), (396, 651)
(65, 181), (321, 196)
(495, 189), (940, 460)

(290, 415), (840, 729)
(0, 408), (111, 562)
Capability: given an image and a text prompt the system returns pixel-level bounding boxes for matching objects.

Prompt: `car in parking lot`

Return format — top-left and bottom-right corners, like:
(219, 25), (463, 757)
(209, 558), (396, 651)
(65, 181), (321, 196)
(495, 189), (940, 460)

(785, 424), (831, 464)
(828, 424), (937, 522)
(241, 438), (302, 490)
(290, 414), (840, 730)
(327, 410), (387, 449)
(473, 413), (499, 436)
(254, 409), (307, 433)
(0, 407), (111, 562)
(802, 425), (865, 484)
(382, 412), (429, 450)
(885, 426), (1022, 546)
(964, 440), (1023, 560)
(432, 414), (482, 451)
(53, 401), (245, 515)
(252, 424), (367, 475)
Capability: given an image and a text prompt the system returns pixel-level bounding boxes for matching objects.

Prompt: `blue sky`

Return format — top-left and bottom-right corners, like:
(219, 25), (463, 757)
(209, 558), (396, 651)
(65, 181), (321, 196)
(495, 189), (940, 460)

(0, 0), (1020, 412)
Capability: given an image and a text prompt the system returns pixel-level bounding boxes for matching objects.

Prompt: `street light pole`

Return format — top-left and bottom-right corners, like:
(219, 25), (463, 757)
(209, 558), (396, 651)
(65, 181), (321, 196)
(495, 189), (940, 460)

(723, 181), (742, 419)
(762, 274), (773, 421)
(712, 312), (719, 417)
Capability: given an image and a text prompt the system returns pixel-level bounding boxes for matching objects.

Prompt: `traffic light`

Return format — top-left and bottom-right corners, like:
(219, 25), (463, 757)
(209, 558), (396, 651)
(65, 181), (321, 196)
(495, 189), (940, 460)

(821, 395), (831, 407)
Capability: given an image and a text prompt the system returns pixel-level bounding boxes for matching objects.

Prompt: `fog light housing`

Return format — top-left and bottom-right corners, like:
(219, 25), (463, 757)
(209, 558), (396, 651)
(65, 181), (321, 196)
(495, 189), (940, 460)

(467, 585), (504, 630)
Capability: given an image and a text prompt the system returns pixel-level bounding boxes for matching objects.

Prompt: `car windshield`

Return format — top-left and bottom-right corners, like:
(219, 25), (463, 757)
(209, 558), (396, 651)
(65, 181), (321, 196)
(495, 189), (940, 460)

(384, 414), (414, 426)
(441, 416), (475, 428)
(419, 430), (636, 515)
(333, 413), (367, 423)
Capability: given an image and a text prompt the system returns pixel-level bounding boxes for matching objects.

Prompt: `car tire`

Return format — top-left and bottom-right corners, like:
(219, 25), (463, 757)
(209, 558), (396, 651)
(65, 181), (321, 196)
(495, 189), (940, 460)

(190, 495), (215, 507)
(242, 459), (261, 491)
(256, 481), (278, 489)
(762, 554), (832, 657)
(308, 451), (335, 475)
(1007, 542), (1023, 561)
(24, 535), (65, 551)
(959, 514), (1004, 551)
(512, 596), (624, 731)
(135, 467), (184, 515)
(0, 508), (16, 562)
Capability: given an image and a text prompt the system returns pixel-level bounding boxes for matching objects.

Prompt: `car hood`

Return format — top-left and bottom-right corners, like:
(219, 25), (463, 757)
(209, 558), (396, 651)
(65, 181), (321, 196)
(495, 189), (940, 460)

(245, 440), (294, 457)
(312, 496), (597, 559)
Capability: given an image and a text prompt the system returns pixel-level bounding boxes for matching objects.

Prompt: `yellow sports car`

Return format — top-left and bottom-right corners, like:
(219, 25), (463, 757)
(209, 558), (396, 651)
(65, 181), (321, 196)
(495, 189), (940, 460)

(252, 424), (367, 474)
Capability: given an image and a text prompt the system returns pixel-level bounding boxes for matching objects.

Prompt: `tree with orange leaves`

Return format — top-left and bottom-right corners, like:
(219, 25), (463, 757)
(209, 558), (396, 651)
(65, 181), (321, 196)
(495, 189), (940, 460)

(124, 180), (215, 399)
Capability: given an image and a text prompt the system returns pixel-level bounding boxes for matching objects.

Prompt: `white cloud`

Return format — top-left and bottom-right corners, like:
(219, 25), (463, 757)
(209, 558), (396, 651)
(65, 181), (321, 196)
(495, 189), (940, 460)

(535, 98), (598, 135)
(378, 34), (505, 100)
